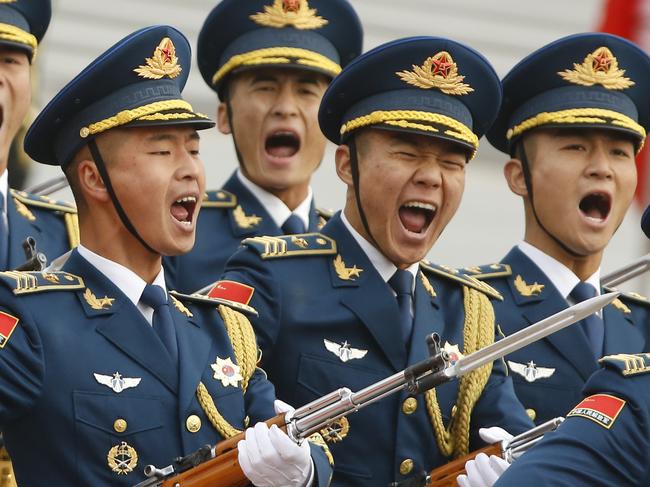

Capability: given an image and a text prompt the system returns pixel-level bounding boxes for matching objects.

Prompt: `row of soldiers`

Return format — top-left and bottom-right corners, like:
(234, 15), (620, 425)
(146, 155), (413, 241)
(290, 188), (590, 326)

(0, 0), (649, 486)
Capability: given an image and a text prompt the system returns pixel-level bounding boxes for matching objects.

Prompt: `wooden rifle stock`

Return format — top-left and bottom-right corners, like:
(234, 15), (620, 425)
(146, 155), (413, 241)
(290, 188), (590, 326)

(426, 443), (501, 487)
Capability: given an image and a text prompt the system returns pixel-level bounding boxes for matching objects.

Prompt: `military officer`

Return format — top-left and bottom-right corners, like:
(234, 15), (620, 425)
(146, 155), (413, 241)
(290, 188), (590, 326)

(493, 353), (650, 486)
(165, 0), (363, 293)
(465, 33), (650, 426)
(215, 37), (535, 486)
(0, 0), (78, 271)
(0, 25), (331, 486)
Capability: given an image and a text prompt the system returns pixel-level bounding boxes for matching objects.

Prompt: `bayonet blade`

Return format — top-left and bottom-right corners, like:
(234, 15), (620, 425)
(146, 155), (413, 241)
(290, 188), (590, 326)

(601, 254), (650, 287)
(445, 292), (620, 379)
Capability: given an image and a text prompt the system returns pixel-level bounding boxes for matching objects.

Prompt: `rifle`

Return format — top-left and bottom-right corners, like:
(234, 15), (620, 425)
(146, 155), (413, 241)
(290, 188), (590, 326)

(23, 175), (69, 197)
(133, 292), (618, 487)
(14, 237), (47, 272)
(391, 417), (564, 487)
(601, 253), (650, 288)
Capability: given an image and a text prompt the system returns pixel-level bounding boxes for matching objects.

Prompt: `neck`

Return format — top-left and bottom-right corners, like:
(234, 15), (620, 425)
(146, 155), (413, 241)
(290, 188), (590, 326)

(79, 215), (161, 284)
(524, 228), (602, 281)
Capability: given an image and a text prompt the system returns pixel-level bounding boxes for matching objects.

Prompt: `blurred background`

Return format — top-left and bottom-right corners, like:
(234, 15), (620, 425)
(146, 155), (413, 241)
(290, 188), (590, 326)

(18, 0), (650, 292)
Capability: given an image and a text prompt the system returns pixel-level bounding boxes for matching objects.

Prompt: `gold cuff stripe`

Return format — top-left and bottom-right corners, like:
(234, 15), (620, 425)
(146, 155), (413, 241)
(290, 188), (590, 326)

(507, 108), (646, 152)
(0, 23), (37, 57)
(80, 100), (195, 138)
(211, 47), (341, 85)
(341, 110), (479, 150)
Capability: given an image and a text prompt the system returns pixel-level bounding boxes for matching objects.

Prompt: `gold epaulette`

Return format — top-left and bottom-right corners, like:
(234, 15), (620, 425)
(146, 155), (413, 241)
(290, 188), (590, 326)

(242, 233), (337, 259)
(0, 270), (85, 295)
(10, 189), (77, 214)
(603, 287), (650, 307)
(201, 189), (237, 208)
(461, 263), (512, 280)
(419, 260), (503, 301)
(599, 353), (650, 376)
(169, 290), (258, 317)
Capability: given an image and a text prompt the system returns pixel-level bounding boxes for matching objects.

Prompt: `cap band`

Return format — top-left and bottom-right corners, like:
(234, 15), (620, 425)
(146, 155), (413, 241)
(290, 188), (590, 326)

(211, 46), (341, 85)
(340, 109), (479, 150)
(0, 22), (37, 56)
(507, 107), (646, 151)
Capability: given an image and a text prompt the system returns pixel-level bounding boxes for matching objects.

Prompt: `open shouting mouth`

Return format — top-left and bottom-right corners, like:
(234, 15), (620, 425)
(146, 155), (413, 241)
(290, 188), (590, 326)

(399, 201), (438, 234)
(265, 130), (301, 159)
(170, 194), (198, 226)
(579, 192), (611, 224)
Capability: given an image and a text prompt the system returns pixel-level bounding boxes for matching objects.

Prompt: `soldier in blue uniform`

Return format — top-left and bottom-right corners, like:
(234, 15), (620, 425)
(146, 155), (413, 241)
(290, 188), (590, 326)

(464, 33), (650, 426)
(165, 0), (363, 293)
(0, 0), (78, 271)
(216, 37), (535, 486)
(0, 25), (332, 487)
(493, 353), (650, 486)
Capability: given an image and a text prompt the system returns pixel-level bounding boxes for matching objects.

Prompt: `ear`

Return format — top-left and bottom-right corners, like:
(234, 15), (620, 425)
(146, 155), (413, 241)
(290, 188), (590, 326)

(217, 102), (231, 135)
(78, 158), (110, 204)
(503, 158), (529, 197)
(335, 144), (354, 187)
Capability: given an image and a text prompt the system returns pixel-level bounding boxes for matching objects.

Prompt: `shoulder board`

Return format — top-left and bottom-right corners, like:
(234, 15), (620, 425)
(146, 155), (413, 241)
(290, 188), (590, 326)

(599, 353), (650, 377)
(169, 290), (258, 317)
(10, 189), (76, 214)
(603, 287), (650, 307)
(202, 189), (237, 208)
(461, 263), (512, 280)
(242, 233), (337, 259)
(419, 260), (503, 301)
(0, 270), (85, 295)
(316, 207), (334, 220)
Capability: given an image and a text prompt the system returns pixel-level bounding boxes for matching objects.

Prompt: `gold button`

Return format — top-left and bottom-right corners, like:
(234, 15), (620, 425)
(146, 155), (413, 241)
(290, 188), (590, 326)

(217, 191), (226, 199)
(113, 419), (127, 433)
(186, 415), (202, 433)
(402, 397), (417, 415)
(399, 459), (414, 475)
(526, 409), (536, 421)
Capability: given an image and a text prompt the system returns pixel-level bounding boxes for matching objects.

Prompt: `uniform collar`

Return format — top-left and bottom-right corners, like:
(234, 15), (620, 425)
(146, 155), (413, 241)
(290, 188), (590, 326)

(341, 210), (418, 288)
(77, 243), (166, 324)
(517, 240), (600, 298)
(236, 168), (312, 230)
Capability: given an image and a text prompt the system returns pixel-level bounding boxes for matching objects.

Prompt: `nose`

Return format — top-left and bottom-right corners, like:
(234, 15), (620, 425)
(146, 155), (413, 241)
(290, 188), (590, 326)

(178, 148), (204, 182)
(413, 160), (443, 189)
(586, 145), (614, 180)
(271, 84), (299, 118)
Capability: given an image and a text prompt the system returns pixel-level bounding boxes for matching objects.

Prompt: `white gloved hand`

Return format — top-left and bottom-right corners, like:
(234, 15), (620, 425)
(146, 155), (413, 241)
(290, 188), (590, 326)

(478, 426), (513, 444)
(273, 398), (294, 415)
(238, 420), (313, 487)
(457, 453), (510, 487)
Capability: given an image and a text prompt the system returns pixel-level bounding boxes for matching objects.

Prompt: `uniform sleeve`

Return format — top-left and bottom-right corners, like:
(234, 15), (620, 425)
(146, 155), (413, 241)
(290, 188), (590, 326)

(221, 247), (283, 364)
(494, 368), (650, 487)
(0, 294), (44, 426)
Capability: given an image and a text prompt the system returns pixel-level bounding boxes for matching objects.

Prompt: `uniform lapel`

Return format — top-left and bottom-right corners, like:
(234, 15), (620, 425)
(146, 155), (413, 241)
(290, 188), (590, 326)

(324, 215), (406, 371)
(409, 271), (441, 361)
(64, 250), (179, 392)
(602, 300), (643, 355)
(6, 194), (42, 269)
(503, 247), (597, 381)
(223, 173), (282, 238)
(307, 200), (320, 232)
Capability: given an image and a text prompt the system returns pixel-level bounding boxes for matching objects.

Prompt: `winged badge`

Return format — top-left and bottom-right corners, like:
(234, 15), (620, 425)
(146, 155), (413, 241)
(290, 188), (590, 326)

(324, 339), (368, 362)
(508, 360), (555, 383)
(94, 372), (142, 393)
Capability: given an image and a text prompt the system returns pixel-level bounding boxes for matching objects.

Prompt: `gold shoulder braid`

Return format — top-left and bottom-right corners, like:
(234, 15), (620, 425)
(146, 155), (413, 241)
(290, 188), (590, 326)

(424, 286), (494, 458)
(196, 304), (259, 439)
(64, 212), (80, 248)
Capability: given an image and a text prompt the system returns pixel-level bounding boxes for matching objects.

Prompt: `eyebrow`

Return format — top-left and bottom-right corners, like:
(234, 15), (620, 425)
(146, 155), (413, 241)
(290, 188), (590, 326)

(145, 131), (200, 143)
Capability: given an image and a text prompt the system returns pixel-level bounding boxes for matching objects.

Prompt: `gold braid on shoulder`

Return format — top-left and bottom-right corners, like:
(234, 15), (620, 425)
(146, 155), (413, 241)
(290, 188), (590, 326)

(196, 305), (260, 438)
(65, 213), (80, 249)
(424, 286), (494, 458)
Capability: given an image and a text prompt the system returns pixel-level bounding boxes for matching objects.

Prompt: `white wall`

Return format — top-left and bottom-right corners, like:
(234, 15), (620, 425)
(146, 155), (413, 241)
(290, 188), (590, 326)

(27, 0), (650, 292)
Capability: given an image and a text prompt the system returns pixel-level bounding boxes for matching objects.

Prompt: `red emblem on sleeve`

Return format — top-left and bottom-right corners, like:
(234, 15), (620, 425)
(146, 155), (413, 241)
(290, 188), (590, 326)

(567, 393), (626, 429)
(0, 312), (19, 349)
(208, 280), (255, 305)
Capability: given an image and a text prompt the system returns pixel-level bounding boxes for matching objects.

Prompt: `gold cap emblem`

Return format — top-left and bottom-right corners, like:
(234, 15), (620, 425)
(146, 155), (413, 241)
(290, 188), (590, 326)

(250, 0), (328, 30)
(558, 46), (634, 90)
(396, 51), (474, 96)
(134, 37), (182, 80)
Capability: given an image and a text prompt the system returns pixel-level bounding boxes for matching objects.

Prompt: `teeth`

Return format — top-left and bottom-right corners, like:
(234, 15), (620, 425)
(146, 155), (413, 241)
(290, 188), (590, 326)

(403, 201), (437, 212)
(175, 196), (197, 204)
(179, 220), (192, 226)
(273, 131), (296, 137)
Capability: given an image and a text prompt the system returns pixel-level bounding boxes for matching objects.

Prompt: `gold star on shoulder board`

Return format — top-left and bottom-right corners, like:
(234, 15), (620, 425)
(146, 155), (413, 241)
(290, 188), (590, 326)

(333, 255), (363, 281)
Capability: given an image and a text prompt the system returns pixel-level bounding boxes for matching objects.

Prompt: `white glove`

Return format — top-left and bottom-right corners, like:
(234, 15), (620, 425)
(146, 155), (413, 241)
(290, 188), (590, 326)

(478, 426), (513, 444)
(457, 453), (510, 487)
(273, 399), (294, 415)
(238, 400), (314, 487)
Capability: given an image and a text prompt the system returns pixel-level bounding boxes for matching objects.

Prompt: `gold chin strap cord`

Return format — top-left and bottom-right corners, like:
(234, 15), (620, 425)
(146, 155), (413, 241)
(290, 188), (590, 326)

(425, 285), (494, 458)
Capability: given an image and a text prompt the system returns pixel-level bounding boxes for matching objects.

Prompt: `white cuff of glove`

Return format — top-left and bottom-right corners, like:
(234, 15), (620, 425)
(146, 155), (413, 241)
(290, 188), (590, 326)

(478, 426), (513, 445)
(457, 453), (510, 487)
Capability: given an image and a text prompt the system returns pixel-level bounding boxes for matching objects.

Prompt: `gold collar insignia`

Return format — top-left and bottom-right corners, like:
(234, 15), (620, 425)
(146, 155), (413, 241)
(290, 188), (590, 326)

(13, 197), (35, 221)
(233, 205), (262, 229)
(250, 0), (328, 30)
(514, 275), (544, 297)
(134, 37), (182, 80)
(419, 271), (436, 298)
(558, 46), (634, 90)
(171, 295), (193, 317)
(333, 254), (363, 281)
(611, 297), (631, 314)
(396, 51), (474, 95)
(83, 288), (114, 310)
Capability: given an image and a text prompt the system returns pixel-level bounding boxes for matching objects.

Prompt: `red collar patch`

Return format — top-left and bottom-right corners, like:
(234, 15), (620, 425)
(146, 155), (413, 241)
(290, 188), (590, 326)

(567, 393), (626, 429)
(0, 311), (19, 349)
